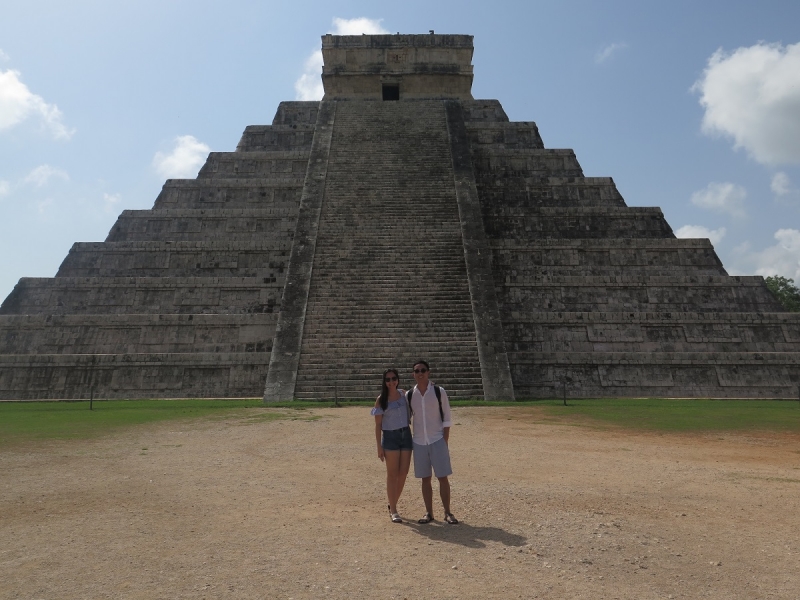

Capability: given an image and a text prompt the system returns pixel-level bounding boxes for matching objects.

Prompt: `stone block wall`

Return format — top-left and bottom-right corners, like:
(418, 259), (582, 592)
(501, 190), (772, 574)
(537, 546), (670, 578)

(465, 100), (800, 397)
(0, 101), (314, 399)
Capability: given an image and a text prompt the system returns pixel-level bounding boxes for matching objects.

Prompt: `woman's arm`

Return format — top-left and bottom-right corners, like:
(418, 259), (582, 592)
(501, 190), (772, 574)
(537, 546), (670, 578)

(374, 398), (384, 461)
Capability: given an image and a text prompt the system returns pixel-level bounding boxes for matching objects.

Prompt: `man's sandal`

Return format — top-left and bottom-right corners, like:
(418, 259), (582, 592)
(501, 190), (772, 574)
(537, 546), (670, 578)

(417, 513), (434, 524)
(391, 512), (402, 523)
(444, 512), (459, 525)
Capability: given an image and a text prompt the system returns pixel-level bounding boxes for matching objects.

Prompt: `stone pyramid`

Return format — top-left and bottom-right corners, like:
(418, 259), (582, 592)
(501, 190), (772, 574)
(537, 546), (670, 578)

(1, 33), (799, 401)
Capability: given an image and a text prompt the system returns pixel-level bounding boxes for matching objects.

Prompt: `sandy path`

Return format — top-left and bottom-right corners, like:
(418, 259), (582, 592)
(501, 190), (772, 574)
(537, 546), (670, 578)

(2, 406), (799, 599)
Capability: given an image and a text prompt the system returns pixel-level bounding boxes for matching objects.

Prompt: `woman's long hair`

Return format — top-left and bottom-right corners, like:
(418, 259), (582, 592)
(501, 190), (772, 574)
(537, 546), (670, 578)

(379, 368), (400, 411)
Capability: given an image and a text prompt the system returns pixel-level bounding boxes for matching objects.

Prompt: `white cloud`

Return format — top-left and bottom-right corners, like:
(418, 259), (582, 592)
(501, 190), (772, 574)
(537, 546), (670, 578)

(330, 18), (388, 36)
(771, 172), (791, 196)
(0, 68), (74, 139)
(294, 51), (325, 101)
(675, 224), (726, 246)
(0, 179), (10, 197)
(690, 182), (747, 218)
(0, 49), (9, 62)
(693, 42), (800, 166)
(23, 164), (69, 187)
(36, 198), (54, 215)
(152, 135), (210, 179)
(595, 42), (628, 64)
(103, 192), (121, 214)
(751, 229), (800, 280)
(294, 17), (389, 101)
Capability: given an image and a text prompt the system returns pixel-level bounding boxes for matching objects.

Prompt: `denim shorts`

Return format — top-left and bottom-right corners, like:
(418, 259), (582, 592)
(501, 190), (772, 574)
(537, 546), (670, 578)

(382, 426), (413, 451)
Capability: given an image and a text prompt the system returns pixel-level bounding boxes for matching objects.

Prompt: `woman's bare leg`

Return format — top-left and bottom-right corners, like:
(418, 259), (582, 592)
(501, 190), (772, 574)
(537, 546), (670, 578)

(384, 450), (401, 512)
(395, 450), (412, 508)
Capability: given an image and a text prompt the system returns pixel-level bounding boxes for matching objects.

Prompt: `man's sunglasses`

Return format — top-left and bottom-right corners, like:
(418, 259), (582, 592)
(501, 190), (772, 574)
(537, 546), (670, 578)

(384, 376), (398, 382)
(413, 368), (428, 374)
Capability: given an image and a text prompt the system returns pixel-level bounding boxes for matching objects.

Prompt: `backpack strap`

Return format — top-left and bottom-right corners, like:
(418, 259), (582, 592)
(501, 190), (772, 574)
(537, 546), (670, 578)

(405, 389), (413, 427)
(433, 385), (444, 422)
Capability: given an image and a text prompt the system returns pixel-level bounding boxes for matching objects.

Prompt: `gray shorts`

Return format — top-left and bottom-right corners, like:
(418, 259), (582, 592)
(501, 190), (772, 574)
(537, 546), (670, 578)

(413, 438), (453, 479)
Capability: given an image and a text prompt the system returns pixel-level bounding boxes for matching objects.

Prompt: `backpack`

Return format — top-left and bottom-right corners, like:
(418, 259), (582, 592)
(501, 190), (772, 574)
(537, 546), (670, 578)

(406, 385), (444, 423)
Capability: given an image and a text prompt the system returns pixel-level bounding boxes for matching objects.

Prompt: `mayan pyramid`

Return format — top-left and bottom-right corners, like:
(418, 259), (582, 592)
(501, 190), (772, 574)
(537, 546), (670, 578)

(1, 33), (799, 401)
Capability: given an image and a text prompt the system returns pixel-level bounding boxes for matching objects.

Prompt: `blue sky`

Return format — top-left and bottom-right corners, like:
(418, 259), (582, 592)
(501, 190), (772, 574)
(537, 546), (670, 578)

(1, 0), (799, 300)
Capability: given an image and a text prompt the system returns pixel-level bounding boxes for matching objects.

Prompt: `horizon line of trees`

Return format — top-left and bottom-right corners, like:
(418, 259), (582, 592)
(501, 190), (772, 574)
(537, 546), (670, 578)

(764, 275), (800, 312)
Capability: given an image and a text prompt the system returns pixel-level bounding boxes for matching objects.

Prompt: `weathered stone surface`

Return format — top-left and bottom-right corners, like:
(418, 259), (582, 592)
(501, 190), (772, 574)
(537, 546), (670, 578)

(445, 99), (515, 400)
(263, 101), (336, 401)
(0, 314), (274, 354)
(153, 179), (303, 210)
(106, 209), (297, 242)
(321, 34), (474, 100)
(1, 32), (799, 401)
(57, 241), (289, 280)
(0, 353), (269, 400)
(197, 151), (310, 179)
(1, 277), (281, 315)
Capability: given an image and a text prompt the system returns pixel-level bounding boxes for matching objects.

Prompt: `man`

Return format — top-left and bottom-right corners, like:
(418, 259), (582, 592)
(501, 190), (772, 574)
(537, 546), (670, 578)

(407, 360), (458, 524)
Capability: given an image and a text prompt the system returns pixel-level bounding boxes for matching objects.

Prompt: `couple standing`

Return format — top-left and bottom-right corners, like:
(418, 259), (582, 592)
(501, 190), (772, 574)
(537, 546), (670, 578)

(371, 360), (458, 525)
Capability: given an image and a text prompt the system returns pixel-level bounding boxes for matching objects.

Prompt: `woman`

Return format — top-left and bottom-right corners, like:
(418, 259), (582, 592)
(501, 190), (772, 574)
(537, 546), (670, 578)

(371, 368), (412, 523)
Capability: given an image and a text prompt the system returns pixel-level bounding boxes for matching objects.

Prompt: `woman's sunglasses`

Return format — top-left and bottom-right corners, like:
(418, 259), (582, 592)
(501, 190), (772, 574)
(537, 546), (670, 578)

(384, 376), (398, 383)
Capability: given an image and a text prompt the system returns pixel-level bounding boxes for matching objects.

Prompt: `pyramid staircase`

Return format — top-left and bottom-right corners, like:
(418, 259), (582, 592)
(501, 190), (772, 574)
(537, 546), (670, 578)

(286, 100), (485, 399)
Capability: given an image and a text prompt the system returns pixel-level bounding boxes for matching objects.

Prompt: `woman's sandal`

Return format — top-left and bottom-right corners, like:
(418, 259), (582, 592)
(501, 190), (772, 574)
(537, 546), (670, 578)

(444, 512), (459, 525)
(391, 512), (402, 523)
(417, 512), (434, 524)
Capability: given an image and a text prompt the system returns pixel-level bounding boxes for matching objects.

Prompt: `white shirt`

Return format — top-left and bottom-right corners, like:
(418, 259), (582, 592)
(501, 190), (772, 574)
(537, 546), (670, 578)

(409, 382), (452, 446)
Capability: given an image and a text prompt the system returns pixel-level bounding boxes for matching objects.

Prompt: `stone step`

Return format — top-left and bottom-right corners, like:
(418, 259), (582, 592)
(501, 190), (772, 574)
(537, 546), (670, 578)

(0, 313), (276, 355)
(292, 99), (483, 398)
(472, 148), (584, 177)
(56, 241), (290, 279)
(498, 265), (725, 277)
(153, 178), (303, 210)
(197, 151), (311, 179)
(497, 275), (781, 313)
(466, 122), (544, 150)
(106, 208), (297, 242)
(503, 310), (800, 353)
(0, 352), (270, 400)
(270, 101), (320, 127)
(491, 238), (725, 276)
(235, 124), (315, 152)
(462, 99), (509, 123)
(302, 319), (476, 329)
(509, 351), (800, 399)
(484, 206), (673, 239)
(476, 176), (625, 208)
(0, 277), (282, 315)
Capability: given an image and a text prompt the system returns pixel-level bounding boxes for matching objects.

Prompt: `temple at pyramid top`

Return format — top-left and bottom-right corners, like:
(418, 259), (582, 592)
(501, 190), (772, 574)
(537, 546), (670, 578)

(321, 33), (475, 100)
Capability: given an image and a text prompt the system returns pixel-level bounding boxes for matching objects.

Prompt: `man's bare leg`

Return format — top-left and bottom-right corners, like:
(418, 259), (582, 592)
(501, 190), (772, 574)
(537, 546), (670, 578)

(438, 476), (450, 514)
(421, 476), (434, 516)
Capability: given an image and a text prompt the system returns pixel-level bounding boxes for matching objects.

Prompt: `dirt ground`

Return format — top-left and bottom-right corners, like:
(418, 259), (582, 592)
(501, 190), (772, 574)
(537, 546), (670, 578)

(2, 406), (799, 599)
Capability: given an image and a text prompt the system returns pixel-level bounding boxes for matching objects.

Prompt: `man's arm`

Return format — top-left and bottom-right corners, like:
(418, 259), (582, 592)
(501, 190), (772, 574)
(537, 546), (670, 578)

(440, 387), (452, 444)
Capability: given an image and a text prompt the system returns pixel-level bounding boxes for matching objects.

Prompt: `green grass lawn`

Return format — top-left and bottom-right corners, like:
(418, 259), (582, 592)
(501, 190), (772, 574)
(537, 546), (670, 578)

(530, 398), (800, 432)
(2, 397), (799, 447)
(0, 399), (269, 446)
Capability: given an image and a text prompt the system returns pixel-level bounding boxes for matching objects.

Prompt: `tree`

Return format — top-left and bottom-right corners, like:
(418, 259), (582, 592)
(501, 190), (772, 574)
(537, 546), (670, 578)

(764, 275), (800, 312)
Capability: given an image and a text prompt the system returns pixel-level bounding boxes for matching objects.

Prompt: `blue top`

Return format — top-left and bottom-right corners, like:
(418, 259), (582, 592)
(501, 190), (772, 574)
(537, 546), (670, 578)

(370, 390), (409, 431)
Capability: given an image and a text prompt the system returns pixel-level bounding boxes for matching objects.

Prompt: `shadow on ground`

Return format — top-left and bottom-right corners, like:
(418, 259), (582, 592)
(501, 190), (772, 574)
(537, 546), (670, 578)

(405, 520), (527, 549)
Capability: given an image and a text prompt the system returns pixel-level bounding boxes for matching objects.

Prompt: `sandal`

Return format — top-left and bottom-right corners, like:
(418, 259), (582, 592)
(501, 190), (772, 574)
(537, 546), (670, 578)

(444, 512), (459, 525)
(418, 512), (434, 524)
(391, 512), (402, 523)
